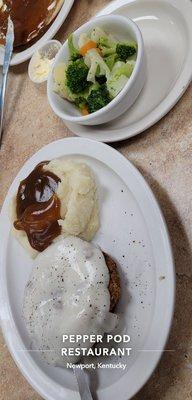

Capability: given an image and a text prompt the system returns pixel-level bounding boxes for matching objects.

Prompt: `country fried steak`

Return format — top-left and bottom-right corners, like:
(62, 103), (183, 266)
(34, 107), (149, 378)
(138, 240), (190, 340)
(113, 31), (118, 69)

(104, 253), (121, 312)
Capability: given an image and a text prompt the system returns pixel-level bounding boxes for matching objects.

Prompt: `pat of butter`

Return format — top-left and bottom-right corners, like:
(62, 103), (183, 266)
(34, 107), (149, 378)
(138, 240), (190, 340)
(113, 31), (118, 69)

(29, 51), (54, 83)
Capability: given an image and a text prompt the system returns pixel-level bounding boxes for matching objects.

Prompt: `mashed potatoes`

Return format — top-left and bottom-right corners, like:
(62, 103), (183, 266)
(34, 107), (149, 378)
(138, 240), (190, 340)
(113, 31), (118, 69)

(10, 159), (100, 258)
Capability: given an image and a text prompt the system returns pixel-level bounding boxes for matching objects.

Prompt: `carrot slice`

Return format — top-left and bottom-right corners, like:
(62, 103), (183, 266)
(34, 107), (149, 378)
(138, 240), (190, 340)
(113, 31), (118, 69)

(82, 106), (89, 116)
(80, 40), (97, 56)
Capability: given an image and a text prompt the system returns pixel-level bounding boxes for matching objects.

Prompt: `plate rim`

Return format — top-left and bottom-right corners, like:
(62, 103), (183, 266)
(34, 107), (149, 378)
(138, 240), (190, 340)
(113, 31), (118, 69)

(0, 0), (74, 66)
(64, 0), (192, 142)
(0, 137), (175, 400)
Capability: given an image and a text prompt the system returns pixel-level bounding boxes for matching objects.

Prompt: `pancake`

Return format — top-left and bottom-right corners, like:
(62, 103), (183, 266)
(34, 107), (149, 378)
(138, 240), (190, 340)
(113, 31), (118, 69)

(0, 0), (64, 47)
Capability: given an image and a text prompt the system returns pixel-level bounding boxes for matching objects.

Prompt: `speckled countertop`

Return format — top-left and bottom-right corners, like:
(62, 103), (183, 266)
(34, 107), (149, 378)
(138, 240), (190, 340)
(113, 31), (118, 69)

(0, 1), (192, 399)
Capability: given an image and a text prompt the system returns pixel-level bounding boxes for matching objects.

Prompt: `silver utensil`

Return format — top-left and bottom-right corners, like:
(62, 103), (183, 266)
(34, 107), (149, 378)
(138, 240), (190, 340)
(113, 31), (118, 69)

(0, 16), (14, 147)
(73, 366), (94, 400)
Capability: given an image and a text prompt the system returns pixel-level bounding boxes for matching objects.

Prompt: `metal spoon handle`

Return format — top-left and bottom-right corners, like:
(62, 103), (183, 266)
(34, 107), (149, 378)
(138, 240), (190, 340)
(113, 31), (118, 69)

(73, 367), (93, 400)
(0, 17), (14, 147)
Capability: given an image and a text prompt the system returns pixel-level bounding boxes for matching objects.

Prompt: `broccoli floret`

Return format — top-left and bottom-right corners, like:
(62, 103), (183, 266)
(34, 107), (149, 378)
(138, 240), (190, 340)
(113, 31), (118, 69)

(95, 75), (107, 84)
(73, 83), (100, 111)
(66, 59), (91, 94)
(116, 42), (137, 62)
(74, 96), (88, 110)
(53, 63), (78, 101)
(87, 85), (111, 113)
(68, 34), (81, 61)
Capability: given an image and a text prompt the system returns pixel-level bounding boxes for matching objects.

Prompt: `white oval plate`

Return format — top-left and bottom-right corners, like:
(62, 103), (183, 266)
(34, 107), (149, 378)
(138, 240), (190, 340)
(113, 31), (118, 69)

(65, 0), (192, 142)
(0, 138), (175, 400)
(0, 0), (74, 66)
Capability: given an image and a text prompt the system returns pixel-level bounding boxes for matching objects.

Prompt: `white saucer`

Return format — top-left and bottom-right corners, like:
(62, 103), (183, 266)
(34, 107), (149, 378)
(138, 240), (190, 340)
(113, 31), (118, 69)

(0, 138), (175, 400)
(65, 0), (192, 142)
(0, 0), (74, 66)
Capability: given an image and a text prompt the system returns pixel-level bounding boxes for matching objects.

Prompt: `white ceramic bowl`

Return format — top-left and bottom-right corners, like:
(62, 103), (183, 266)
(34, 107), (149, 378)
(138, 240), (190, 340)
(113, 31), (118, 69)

(47, 15), (146, 126)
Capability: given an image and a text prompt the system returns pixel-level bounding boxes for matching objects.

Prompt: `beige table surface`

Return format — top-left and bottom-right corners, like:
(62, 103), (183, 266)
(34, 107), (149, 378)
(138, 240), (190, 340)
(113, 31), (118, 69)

(0, 1), (192, 399)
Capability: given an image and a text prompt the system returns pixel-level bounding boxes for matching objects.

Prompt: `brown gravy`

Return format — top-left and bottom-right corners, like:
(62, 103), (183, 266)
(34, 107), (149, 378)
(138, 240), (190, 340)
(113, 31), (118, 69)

(14, 161), (62, 252)
(0, 0), (61, 47)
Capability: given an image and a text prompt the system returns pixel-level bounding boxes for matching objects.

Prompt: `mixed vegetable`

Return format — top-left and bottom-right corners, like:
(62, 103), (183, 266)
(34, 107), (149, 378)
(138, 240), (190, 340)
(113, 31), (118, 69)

(53, 27), (137, 115)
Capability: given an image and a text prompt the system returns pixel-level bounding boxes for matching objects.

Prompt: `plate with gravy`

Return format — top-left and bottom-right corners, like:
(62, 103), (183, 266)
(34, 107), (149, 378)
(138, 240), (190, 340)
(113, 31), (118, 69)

(0, 0), (74, 65)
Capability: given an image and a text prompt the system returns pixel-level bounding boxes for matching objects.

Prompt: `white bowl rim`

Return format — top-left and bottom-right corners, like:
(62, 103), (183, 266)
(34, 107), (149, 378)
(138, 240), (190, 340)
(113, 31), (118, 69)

(47, 14), (144, 123)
